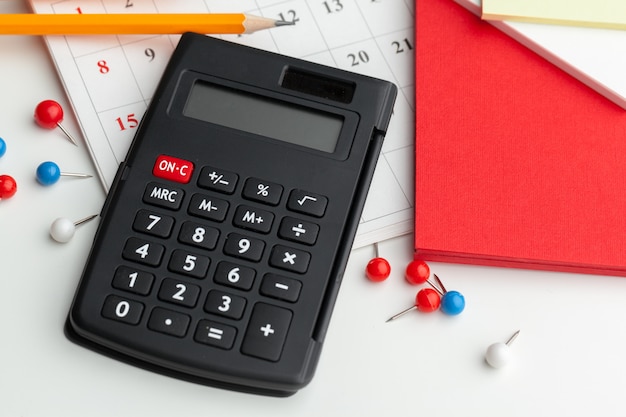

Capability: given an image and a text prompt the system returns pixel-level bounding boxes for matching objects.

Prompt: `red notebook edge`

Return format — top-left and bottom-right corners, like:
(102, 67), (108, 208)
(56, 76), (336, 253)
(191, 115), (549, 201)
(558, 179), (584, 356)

(414, 0), (626, 277)
(415, 248), (626, 277)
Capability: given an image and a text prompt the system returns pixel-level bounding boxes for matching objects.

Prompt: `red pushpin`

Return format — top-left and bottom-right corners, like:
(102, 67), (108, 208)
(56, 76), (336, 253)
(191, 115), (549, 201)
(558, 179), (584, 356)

(405, 259), (446, 295)
(405, 259), (431, 285)
(386, 288), (442, 322)
(0, 174), (17, 200)
(34, 100), (78, 146)
(365, 242), (391, 282)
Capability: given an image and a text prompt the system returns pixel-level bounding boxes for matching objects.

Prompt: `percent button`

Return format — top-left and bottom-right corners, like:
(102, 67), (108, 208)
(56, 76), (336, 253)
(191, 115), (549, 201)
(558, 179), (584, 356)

(242, 177), (283, 206)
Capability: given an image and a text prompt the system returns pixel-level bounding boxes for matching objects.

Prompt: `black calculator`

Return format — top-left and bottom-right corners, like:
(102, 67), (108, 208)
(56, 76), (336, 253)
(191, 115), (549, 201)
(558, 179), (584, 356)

(66, 33), (397, 396)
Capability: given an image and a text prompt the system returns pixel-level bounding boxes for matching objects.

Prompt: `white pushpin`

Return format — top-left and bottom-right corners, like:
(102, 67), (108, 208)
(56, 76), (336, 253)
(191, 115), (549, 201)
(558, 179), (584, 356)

(485, 330), (520, 368)
(50, 214), (97, 243)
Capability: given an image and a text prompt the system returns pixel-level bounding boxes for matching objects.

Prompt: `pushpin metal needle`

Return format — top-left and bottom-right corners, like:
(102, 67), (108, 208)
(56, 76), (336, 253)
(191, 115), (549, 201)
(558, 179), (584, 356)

(386, 305), (416, 322)
(386, 288), (441, 322)
(505, 330), (520, 345)
(432, 274), (447, 294)
(55, 123), (78, 146)
(59, 171), (92, 178)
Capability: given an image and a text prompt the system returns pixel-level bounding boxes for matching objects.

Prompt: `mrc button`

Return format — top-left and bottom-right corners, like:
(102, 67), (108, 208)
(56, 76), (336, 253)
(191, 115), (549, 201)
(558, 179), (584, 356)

(153, 155), (194, 184)
(143, 182), (184, 210)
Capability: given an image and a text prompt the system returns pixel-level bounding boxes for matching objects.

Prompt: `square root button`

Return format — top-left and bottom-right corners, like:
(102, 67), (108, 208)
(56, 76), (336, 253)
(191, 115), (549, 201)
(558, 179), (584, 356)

(287, 190), (327, 217)
(241, 303), (292, 362)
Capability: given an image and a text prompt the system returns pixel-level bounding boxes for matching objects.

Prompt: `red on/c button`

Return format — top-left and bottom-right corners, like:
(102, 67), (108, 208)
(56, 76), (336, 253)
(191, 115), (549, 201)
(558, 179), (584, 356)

(152, 155), (194, 184)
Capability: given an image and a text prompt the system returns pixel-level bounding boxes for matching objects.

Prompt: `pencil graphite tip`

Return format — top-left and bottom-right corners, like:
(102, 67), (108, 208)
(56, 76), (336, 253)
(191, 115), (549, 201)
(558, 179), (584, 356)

(275, 19), (295, 27)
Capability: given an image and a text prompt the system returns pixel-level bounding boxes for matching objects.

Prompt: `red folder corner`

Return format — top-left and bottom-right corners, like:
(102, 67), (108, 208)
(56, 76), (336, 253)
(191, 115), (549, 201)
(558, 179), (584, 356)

(415, 0), (626, 276)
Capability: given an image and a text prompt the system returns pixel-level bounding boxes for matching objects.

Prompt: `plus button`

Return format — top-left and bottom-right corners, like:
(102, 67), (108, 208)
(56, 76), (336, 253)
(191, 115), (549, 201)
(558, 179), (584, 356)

(260, 324), (275, 337)
(241, 304), (293, 362)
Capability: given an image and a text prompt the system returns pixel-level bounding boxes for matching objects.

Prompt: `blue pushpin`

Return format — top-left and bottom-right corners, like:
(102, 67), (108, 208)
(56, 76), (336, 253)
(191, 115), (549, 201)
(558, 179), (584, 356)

(36, 161), (91, 186)
(0, 137), (6, 158)
(441, 290), (465, 315)
(432, 274), (466, 315)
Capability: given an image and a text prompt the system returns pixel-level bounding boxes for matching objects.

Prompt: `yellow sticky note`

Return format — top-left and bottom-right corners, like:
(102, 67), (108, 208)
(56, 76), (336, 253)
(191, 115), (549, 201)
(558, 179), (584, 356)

(481, 0), (626, 30)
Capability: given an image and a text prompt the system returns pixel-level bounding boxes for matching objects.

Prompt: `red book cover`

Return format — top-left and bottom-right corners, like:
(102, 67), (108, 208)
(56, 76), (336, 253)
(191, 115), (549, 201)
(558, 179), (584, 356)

(415, 0), (626, 276)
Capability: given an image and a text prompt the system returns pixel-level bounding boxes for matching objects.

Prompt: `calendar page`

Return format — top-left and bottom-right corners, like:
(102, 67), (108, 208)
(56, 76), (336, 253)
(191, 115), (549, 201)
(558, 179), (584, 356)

(27, 0), (415, 248)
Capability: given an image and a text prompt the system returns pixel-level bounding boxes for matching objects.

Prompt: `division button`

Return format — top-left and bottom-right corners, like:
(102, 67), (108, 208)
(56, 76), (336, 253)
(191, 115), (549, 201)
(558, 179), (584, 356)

(278, 217), (319, 245)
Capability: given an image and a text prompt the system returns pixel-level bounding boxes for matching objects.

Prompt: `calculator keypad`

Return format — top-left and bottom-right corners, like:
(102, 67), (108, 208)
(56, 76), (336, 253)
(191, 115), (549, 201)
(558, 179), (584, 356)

(103, 158), (326, 363)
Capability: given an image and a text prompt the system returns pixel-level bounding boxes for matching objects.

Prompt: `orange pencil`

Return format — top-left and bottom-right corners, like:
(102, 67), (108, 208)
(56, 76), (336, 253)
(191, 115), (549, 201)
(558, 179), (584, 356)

(0, 13), (293, 35)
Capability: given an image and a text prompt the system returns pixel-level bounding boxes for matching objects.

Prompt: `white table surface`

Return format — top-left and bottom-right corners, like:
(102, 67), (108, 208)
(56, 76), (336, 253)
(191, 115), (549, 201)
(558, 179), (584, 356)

(3, 1), (626, 416)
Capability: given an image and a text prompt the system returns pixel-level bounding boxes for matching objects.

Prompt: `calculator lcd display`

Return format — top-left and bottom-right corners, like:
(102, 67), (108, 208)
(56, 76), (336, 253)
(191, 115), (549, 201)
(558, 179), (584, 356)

(184, 81), (343, 153)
